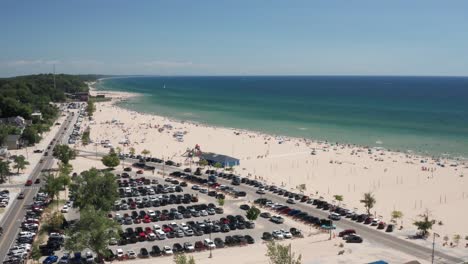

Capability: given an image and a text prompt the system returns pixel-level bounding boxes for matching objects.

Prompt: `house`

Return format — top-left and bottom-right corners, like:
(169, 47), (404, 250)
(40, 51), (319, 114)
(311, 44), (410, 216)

(0, 148), (9, 159)
(0, 116), (28, 129)
(5, 134), (22, 150)
(201, 153), (240, 167)
(31, 111), (43, 121)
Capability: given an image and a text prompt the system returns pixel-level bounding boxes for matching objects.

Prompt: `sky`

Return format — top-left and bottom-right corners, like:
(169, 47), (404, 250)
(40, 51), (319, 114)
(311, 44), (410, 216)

(1, 0), (468, 77)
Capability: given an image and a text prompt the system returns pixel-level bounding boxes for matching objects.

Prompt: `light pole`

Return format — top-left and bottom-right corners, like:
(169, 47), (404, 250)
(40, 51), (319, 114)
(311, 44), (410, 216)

(209, 229), (213, 258)
(432, 232), (440, 264)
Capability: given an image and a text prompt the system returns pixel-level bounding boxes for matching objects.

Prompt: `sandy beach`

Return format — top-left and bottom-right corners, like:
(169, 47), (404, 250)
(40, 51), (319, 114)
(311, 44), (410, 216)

(71, 86), (468, 261)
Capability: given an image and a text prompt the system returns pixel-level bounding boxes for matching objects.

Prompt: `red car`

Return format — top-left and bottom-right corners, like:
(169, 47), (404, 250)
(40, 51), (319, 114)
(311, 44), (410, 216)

(136, 170), (144, 174)
(145, 227), (153, 234)
(338, 229), (356, 237)
(25, 180), (33, 186)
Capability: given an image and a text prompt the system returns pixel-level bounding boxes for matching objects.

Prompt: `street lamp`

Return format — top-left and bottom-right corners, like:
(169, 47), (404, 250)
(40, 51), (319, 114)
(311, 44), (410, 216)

(432, 232), (440, 264)
(209, 228), (213, 258)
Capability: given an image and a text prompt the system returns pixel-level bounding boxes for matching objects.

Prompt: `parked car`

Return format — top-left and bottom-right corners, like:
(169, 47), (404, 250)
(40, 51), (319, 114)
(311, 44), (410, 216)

(385, 224), (395, 232)
(43, 255), (58, 264)
(163, 246), (173, 255)
(346, 235), (363, 243)
(339, 229), (356, 237)
(139, 248), (149, 258)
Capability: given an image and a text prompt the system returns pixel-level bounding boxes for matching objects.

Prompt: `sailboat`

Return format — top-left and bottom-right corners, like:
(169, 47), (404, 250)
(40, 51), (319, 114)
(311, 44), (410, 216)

(163, 84), (166, 89)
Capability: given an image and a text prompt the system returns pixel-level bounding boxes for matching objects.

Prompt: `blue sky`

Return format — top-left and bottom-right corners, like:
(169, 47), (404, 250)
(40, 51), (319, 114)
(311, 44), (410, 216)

(1, 0), (468, 77)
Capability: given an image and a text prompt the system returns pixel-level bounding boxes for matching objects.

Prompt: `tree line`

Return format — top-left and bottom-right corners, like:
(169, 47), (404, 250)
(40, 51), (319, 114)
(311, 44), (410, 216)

(0, 74), (100, 146)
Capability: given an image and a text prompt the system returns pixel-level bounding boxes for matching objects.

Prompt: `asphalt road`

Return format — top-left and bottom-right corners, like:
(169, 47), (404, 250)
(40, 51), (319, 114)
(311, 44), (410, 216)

(75, 152), (464, 264)
(0, 112), (77, 260)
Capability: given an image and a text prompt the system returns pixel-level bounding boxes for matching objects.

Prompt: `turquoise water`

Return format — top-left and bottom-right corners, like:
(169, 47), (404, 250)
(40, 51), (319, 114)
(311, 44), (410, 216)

(96, 76), (468, 158)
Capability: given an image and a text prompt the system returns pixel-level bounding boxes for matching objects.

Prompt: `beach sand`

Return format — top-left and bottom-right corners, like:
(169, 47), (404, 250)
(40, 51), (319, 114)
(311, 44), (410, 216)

(72, 88), (468, 259)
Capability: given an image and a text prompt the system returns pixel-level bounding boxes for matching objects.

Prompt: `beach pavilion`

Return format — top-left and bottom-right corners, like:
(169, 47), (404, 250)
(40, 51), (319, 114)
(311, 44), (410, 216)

(201, 153), (240, 167)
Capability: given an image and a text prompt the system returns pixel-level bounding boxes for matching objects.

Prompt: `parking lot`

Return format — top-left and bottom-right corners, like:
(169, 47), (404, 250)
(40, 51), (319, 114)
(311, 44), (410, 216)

(105, 167), (300, 258)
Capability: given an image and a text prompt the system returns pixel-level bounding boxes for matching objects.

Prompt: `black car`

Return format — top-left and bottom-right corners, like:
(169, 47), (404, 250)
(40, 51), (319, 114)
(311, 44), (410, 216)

(386, 224), (394, 232)
(150, 245), (161, 256)
(239, 204), (250, 210)
(173, 243), (183, 253)
(124, 167), (132, 172)
(262, 232), (273, 241)
(139, 248), (149, 258)
(244, 235), (255, 244)
(214, 237), (225, 248)
(346, 235), (363, 243)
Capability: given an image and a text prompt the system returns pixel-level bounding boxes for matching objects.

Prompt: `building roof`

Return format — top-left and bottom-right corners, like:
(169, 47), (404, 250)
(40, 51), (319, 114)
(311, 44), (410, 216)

(201, 153), (239, 163)
(6, 134), (21, 142)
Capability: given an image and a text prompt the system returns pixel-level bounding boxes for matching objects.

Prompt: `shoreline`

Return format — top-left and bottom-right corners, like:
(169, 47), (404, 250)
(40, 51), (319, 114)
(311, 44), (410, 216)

(90, 81), (467, 165)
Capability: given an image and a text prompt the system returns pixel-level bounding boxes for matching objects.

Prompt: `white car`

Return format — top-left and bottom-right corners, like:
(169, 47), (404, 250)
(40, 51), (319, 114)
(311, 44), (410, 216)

(153, 224), (161, 231)
(163, 246), (173, 255)
(191, 185), (200, 190)
(180, 223), (189, 231)
(281, 229), (292, 239)
(127, 250), (137, 259)
(116, 249), (124, 258)
(200, 210), (208, 216)
(184, 242), (195, 251)
(328, 212), (341, 221)
(61, 205), (69, 213)
(204, 239), (215, 249)
(272, 230), (284, 240)
(256, 188), (266, 194)
(147, 233), (157, 241)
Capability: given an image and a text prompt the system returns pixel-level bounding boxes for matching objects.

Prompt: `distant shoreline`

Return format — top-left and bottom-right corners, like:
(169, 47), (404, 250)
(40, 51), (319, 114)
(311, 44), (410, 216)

(92, 77), (468, 162)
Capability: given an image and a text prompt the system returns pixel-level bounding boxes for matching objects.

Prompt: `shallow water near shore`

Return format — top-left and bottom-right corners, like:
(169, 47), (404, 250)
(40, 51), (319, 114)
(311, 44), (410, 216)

(96, 76), (468, 159)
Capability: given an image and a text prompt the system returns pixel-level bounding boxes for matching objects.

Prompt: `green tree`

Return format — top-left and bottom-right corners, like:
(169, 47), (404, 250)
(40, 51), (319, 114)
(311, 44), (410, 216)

(82, 129), (90, 145)
(213, 162), (223, 170)
(360, 192), (376, 215)
(58, 162), (73, 176)
(21, 126), (41, 145)
(102, 149), (120, 168)
(0, 160), (11, 183)
(129, 147), (136, 156)
(217, 198), (225, 207)
(334, 195), (343, 205)
(86, 100), (96, 117)
(246, 206), (261, 221)
(174, 254), (196, 264)
(53, 144), (77, 164)
(13, 155), (29, 174)
(266, 241), (302, 264)
(70, 168), (118, 212)
(141, 149), (151, 157)
(391, 210), (404, 224)
(65, 206), (119, 261)
(46, 211), (66, 232)
(43, 173), (62, 208)
(31, 243), (42, 263)
(199, 159), (208, 167)
(413, 209), (435, 237)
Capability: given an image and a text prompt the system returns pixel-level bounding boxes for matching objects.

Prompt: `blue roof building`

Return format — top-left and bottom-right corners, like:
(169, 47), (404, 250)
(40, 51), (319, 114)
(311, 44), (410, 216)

(201, 153), (240, 167)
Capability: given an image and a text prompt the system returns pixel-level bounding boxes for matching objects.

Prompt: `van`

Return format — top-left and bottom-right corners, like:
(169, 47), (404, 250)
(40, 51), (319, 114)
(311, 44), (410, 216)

(155, 230), (166, 240)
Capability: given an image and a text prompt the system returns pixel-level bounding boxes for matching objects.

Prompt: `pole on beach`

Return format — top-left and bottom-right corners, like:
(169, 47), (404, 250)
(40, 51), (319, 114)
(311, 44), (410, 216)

(431, 232), (439, 264)
(209, 231), (213, 258)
